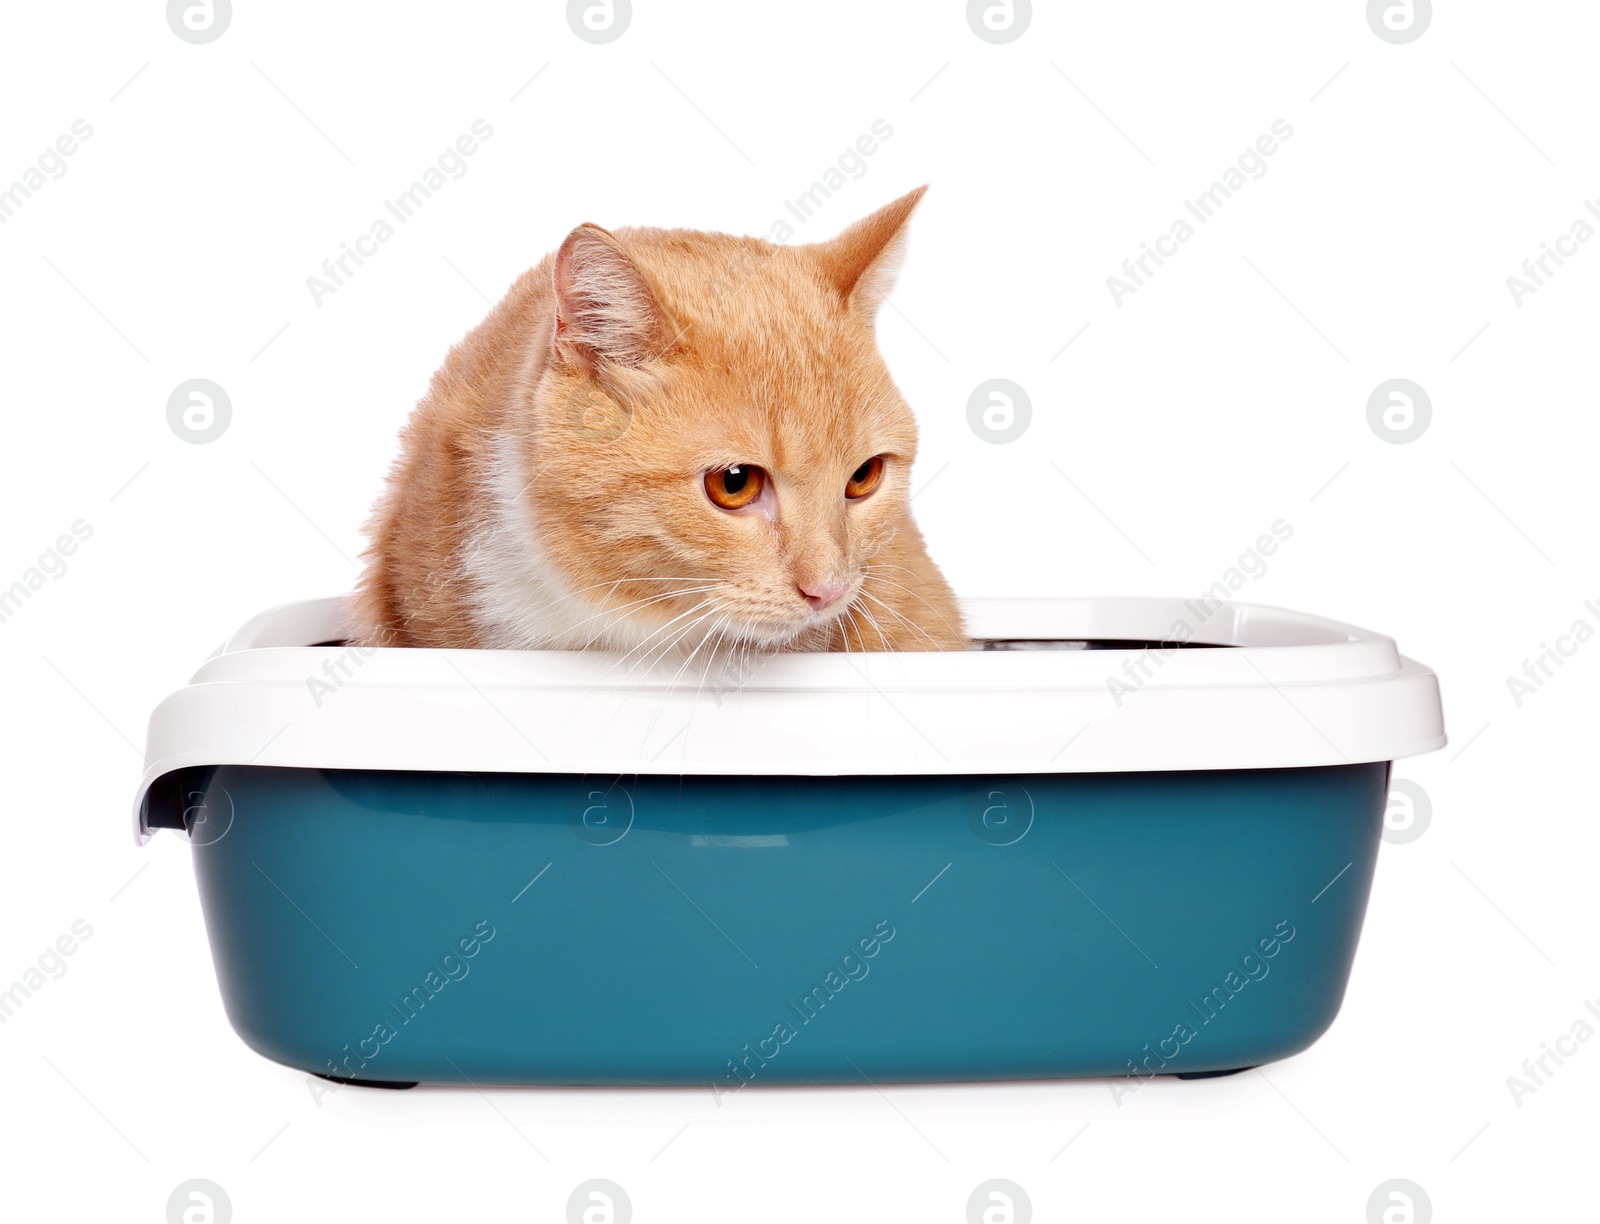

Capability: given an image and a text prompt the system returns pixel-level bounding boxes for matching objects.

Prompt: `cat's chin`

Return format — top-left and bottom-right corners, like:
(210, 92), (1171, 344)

(722, 622), (811, 652)
(723, 614), (843, 654)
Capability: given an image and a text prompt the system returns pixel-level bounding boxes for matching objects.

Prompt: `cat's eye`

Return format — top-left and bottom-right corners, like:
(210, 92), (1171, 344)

(845, 456), (885, 500)
(705, 464), (766, 510)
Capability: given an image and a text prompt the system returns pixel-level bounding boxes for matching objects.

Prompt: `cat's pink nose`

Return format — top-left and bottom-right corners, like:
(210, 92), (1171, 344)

(798, 581), (849, 611)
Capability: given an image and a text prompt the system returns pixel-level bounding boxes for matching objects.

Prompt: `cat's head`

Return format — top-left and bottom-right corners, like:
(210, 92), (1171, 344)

(520, 187), (943, 654)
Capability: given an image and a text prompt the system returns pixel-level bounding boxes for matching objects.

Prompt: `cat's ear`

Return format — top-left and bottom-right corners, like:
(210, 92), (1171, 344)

(809, 185), (927, 313)
(552, 224), (669, 369)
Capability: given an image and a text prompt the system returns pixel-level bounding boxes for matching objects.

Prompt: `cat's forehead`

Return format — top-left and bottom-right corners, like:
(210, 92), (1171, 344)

(622, 230), (915, 454)
(623, 231), (835, 335)
(658, 351), (912, 469)
(686, 305), (896, 432)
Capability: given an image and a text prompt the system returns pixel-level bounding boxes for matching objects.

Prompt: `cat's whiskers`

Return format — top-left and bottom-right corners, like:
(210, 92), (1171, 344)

(664, 611), (732, 696)
(625, 600), (732, 677)
(850, 596), (899, 653)
(470, 569), (704, 649)
(640, 610), (734, 749)
(862, 561), (941, 585)
(561, 575), (718, 598)
(555, 574), (717, 631)
(563, 588), (730, 722)
(860, 566), (967, 640)
(564, 583), (726, 649)
(614, 606), (733, 747)
(857, 587), (944, 651)
(860, 586), (962, 645)
(643, 608), (742, 764)
(589, 599), (725, 741)
(600, 599), (721, 680)
(839, 606), (861, 656)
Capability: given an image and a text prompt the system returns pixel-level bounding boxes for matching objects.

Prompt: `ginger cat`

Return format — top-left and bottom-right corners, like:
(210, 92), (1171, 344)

(351, 187), (965, 659)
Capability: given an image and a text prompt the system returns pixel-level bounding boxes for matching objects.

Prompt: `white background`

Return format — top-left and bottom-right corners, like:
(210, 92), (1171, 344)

(1, 1), (1595, 1220)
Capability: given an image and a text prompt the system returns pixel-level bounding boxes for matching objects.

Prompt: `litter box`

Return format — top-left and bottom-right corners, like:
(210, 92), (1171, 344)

(133, 595), (1444, 1088)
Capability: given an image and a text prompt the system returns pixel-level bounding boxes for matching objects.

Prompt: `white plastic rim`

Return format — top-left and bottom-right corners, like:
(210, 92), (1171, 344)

(133, 595), (1446, 842)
